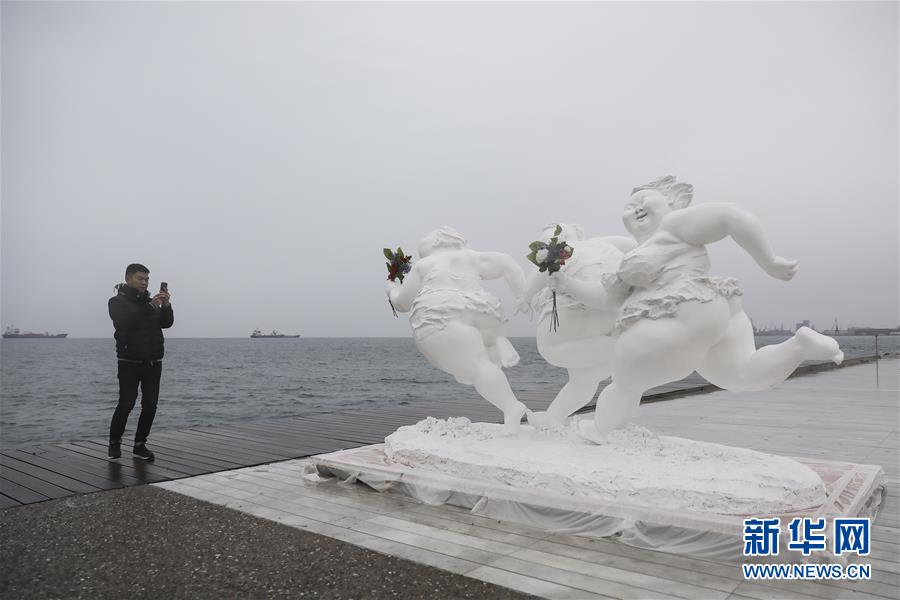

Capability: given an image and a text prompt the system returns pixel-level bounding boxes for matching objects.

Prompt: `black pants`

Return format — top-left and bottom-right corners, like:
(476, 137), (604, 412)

(109, 360), (162, 444)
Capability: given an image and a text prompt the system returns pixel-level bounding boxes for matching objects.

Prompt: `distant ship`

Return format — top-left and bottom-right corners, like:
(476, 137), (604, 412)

(250, 329), (300, 339)
(3, 327), (68, 339)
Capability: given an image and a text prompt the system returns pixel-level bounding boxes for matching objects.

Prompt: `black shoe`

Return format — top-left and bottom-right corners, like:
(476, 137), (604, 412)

(108, 440), (121, 459)
(133, 444), (155, 461)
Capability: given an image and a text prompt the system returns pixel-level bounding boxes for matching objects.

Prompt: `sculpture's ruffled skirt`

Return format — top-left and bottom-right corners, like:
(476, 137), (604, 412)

(617, 276), (743, 331)
(410, 287), (506, 341)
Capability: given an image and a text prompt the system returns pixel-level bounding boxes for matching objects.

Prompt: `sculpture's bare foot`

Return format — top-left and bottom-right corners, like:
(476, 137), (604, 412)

(503, 401), (528, 433)
(576, 419), (608, 444)
(527, 410), (565, 429)
(796, 327), (843, 364)
(527, 410), (551, 428)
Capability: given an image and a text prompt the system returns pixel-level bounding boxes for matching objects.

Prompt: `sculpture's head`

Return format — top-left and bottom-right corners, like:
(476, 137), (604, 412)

(419, 226), (469, 257)
(623, 175), (693, 241)
(539, 223), (585, 243)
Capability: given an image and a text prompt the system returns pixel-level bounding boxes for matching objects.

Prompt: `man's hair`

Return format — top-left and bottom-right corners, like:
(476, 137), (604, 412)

(125, 263), (150, 278)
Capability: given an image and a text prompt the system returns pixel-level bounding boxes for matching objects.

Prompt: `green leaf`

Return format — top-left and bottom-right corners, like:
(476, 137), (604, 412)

(554, 224), (562, 236)
(528, 241), (545, 252)
(383, 248), (393, 260)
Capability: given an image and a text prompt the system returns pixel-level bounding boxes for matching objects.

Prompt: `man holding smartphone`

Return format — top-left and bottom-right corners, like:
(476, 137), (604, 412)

(107, 263), (173, 461)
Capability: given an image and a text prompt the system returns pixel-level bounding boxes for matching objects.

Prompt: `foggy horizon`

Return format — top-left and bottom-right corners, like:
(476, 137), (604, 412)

(3, 2), (898, 338)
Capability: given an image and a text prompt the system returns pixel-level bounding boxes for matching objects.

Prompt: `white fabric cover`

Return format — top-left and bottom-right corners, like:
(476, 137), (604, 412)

(309, 444), (884, 563)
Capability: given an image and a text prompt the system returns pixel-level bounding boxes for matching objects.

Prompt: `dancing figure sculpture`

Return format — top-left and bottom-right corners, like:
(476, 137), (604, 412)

(578, 176), (843, 440)
(523, 224), (636, 427)
(387, 227), (529, 431)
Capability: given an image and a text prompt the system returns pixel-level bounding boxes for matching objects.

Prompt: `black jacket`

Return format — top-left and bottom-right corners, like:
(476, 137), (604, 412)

(109, 285), (174, 361)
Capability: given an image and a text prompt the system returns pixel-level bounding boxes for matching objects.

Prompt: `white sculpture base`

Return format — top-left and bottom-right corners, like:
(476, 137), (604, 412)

(309, 418), (884, 562)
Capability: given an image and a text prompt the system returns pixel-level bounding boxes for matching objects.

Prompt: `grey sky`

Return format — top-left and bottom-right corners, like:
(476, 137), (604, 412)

(2, 1), (897, 338)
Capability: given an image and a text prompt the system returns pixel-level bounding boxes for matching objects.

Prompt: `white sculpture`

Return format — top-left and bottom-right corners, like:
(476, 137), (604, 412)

(387, 227), (529, 431)
(573, 176), (843, 441)
(523, 224), (636, 427)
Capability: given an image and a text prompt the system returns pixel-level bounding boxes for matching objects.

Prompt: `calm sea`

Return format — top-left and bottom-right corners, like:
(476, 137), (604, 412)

(1, 336), (896, 449)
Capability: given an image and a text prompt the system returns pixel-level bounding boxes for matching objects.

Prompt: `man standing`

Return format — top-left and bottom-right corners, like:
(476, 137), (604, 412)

(108, 263), (173, 460)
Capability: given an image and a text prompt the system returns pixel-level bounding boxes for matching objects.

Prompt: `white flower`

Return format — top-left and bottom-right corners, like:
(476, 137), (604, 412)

(535, 248), (549, 264)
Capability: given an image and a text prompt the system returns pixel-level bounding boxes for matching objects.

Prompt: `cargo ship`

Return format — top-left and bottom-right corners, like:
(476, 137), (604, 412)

(250, 329), (300, 339)
(3, 327), (68, 339)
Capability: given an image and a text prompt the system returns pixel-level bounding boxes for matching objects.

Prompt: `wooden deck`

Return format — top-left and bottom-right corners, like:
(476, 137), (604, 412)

(156, 358), (899, 600)
(0, 358), (874, 508)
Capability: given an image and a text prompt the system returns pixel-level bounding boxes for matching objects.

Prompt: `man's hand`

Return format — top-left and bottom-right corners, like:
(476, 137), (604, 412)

(152, 290), (171, 307)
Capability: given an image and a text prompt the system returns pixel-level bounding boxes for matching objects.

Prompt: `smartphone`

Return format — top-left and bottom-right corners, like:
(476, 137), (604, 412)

(160, 282), (168, 292)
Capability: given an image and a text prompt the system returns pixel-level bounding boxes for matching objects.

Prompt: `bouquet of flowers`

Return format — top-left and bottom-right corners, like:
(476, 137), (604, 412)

(526, 225), (574, 331)
(384, 247), (413, 317)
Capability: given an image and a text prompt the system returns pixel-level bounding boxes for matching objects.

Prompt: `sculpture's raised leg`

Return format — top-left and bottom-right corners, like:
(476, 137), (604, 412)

(698, 316), (843, 391)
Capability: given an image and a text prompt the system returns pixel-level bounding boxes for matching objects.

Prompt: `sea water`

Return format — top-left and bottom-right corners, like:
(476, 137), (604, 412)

(1, 336), (895, 449)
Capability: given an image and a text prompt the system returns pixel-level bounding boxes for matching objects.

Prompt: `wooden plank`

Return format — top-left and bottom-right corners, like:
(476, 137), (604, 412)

(228, 417), (384, 441)
(467, 565), (614, 600)
(222, 421), (380, 447)
(50, 444), (173, 484)
(256, 419), (389, 444)
(0, 454), (101, 494)
(508, 547), (735, 599)
(180, 429), (313, 458)
(111, 440), (240, 471)
(4, 449), (132, 489)
(74, 441), (215, 477)
(185, 426), (346, 456)
(485, 555), (688, 600)
(0, 493), (23, 508)
(156, 428), (299, 458)
(149, 432), (288, 464)
(124, 435), (271, 468)
(0, 465), (77, 500)
(211, 421), (368, 448)
(64, 442), (196, 479)
(113, 437), (250, 469)
(280, 413), (406, 432)
(0, 477), (49, 504)
(17, 446), (146, 486)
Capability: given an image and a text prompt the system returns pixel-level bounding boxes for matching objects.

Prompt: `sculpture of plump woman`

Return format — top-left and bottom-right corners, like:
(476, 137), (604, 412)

(572, 176), (843, 441)
(522, 224), (636, 427)
(387, 227), (530, 431)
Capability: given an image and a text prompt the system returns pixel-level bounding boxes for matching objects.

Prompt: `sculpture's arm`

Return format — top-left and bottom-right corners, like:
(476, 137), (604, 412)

(593, 236), (638, 254)
(523, 271), (546, 303)
(476, 252), (526, 298)
(386, 265), (422, 313)
(664, 203), (798, 280)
